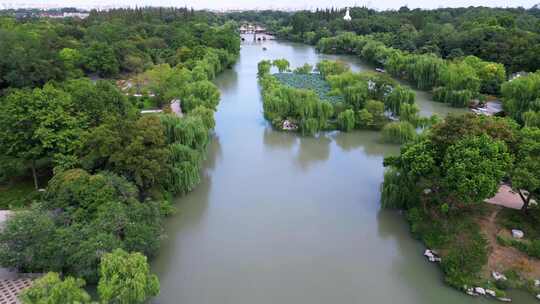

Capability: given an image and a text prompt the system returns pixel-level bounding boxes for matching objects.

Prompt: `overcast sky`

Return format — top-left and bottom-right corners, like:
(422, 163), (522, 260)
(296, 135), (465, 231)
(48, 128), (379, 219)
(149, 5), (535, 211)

(1, 0), (538, 10)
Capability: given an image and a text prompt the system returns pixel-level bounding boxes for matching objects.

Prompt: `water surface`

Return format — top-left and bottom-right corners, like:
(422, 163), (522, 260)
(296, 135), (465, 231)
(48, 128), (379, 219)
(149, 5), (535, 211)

(152, 40), (534, 303)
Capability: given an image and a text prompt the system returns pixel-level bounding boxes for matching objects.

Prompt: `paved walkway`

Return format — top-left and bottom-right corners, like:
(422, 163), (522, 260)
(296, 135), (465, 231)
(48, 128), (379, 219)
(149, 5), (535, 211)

(485, 184), (524, 210)
(0, 278), (33, 304)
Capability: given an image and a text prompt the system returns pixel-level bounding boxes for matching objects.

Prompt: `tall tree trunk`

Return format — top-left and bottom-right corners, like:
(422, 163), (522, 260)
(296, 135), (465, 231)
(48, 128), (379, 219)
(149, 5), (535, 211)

(31, 159), (38, 190)
(518, 190), (531, 212)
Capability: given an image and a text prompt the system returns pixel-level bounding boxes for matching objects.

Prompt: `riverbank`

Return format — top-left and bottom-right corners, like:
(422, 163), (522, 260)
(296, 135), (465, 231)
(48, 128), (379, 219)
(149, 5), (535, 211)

(381, 112), (540, 301)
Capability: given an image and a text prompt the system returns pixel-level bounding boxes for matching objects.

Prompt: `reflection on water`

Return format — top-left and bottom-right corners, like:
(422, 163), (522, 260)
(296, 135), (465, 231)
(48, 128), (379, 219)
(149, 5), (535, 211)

(295, 135), (331, 170)
(263, 127), (298, 150)
(151, 40), (537, 304)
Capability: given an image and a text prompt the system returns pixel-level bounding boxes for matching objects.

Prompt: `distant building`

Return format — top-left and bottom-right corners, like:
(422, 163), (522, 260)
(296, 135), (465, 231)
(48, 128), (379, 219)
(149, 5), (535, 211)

(63, 12), (89, 19)
(39, 11), (89, 19)
(343, 7), (352, 21)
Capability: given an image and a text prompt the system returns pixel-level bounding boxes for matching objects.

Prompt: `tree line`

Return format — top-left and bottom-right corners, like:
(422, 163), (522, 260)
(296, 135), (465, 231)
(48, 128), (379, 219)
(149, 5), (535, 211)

(316, 32), (506, 107)
(235, 6), (540, 73)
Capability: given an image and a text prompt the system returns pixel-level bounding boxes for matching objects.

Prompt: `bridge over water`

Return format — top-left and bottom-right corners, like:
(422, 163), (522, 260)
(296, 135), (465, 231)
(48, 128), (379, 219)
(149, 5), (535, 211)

(239, 23), (273, 41)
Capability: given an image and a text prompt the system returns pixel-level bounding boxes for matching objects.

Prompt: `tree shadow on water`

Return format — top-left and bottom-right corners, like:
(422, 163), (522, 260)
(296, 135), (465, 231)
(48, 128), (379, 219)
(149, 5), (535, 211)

(295, 134), (331, 170)
(332, 130), (399, 157)
(262, 127), (298, 150)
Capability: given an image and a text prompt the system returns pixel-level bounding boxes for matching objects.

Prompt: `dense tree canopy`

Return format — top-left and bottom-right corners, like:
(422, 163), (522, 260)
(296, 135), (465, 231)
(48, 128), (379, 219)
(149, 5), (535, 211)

(0, 7), (238, 291)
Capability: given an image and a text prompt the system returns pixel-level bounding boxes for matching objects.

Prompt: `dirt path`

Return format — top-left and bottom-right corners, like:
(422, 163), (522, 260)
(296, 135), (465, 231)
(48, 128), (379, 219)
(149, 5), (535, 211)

(480, 206), (540, 280)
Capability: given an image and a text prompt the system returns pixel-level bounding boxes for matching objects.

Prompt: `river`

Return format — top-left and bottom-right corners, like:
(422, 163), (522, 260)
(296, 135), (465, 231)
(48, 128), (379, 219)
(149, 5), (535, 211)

(151, 39), (534, 303)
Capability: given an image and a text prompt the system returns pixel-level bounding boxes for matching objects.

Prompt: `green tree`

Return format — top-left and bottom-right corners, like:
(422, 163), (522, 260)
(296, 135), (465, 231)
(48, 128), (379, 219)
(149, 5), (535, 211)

(337, 109), (356, 131)
(182, 80), (221, 112)
(0, 209), (62, 273)
(272, 59), (290, 73)
(343, 83), (369, 110)
(381, 121), (416, 144)
(385, 86), (415, 116)
(443, 134), (512, 206)
(59, 48), (84, 79)
(190, 106), (216, 130)
(502, 71), (540, 124)
(316, 60), (350, 79)
(0, 84), (84, 189)
(257, 60), (272, 77)
(294, 63), (313, 74)
(510, 127), (540, 211)
(80, 115), (168, 189)
(82, 42), (119, 77)
(98, 249), (160, 304)
(19, 272), (91, 304)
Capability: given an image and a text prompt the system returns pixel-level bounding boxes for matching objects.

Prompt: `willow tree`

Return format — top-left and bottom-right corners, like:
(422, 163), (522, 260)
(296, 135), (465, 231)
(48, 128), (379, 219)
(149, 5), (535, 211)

(166, 143), (201, 195)
(385, 85), (415, 116)
(343, 82), (369, 110)
(440, 62), (481, 93)
(433, 87), (474, 107)
(316, 60), (350, 79)
(301, 118), (320, 136)
(272, 59), (290, 73)
(190, 106), (216, 130)
(318, 101), (334, 128)
(291, 90), (320, 119)
(294, 63), (313, 74)
(501, 71), (540, 124)
(337, 109), (356, 132)
(98, 249), (160, 304)
(160, 115), (209, 151)
(181, 80), (221, 112)
(399, 103), (421, 126)
(381, 121), (416, 144)
(258, 60), (272, 77)
(405, 54), (445, 90)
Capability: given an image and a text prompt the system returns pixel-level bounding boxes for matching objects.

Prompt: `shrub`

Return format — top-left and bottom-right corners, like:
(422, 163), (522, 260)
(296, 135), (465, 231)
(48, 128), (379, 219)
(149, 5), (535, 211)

(19, 272), (91, 304)
(337, 109), (356, 131)
(433, 87), (474, 107)
(98, 249), (160, 304)
(294, 63), (313, 74)
(300, 118), (320, 136)
(381, 121), (416, 144)
(441, 231), (488, 288)
(380, 168), (419, 209)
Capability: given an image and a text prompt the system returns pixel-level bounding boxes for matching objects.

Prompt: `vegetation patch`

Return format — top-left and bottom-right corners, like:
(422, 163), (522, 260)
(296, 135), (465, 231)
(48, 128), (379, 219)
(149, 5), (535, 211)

(381, 113), (540, 297)
(0, 8), (241, 302)
(273, 73), (342, 103)
(258, 58), (438, 138)
(0, 181), (39, 210)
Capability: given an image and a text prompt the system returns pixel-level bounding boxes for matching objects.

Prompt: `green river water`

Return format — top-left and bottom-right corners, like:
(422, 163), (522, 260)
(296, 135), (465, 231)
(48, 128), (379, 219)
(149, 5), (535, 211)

(151, 39), (535, 304)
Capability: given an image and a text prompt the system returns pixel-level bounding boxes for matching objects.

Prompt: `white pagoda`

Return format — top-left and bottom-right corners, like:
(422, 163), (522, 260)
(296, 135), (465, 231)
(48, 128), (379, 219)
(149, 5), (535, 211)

(343, 7), (352, 21)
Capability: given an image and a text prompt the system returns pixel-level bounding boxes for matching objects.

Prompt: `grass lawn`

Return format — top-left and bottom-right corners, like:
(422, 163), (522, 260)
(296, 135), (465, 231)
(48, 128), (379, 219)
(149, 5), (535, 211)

(0, 180), (39, 210)
(273, 73), (343, 103)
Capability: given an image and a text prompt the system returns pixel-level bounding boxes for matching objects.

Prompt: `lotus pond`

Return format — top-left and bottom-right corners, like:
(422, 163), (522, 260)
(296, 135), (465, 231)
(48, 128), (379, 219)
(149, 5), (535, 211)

(273, 73), (343, 103)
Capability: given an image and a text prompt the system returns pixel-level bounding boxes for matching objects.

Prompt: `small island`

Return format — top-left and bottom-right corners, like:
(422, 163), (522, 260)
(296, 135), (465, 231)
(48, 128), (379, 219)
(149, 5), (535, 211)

(257, 58), (439, 143)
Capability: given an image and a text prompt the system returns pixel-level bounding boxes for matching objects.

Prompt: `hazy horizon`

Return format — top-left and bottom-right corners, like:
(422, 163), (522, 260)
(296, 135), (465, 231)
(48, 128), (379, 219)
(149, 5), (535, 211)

(1, 0), (538, 11)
